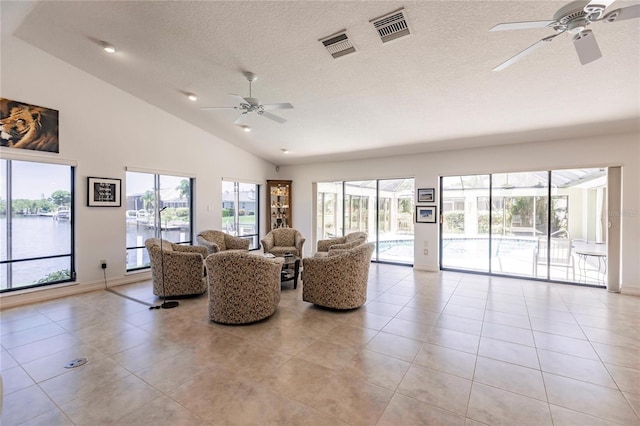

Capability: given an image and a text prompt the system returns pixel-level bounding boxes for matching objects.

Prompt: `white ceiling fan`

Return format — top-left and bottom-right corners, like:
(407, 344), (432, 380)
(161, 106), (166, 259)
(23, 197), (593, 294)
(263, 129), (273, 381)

(201, 72), (293, 124)
(490, 0), (640, 71)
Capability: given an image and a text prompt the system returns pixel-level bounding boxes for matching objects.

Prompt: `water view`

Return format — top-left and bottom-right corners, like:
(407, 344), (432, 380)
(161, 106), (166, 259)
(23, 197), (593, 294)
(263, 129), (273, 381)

(0, 216), (72, 290)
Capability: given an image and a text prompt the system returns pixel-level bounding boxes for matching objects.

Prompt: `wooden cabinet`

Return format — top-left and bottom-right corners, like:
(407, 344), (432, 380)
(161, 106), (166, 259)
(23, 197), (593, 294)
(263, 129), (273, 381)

(267, 180), (292, 231)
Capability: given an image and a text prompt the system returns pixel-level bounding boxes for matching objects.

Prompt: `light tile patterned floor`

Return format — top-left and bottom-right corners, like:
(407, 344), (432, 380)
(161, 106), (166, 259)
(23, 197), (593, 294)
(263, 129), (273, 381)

(1, 264), (639, 425)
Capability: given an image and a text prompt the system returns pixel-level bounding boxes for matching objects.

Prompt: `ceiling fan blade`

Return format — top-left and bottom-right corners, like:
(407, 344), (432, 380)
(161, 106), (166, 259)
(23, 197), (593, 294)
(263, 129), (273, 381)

(490, 20), (556, 31)
(262, 103), (294, 110)
(583, 0), (617, 19)
(200, 106), (237, 110)
(585, 0), (617, 11)
(233, 114), (247, 124)
(573, 30), (602, 65)
(603, 4), (640, 22)
(259, 111), (287, 124)
(229, 94), (251, 105)
(493, 33), (561, 71)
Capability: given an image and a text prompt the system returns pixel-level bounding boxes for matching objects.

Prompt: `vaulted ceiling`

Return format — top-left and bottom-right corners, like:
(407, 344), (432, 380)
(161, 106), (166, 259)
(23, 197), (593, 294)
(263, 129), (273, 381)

(3, 1), (639, 165)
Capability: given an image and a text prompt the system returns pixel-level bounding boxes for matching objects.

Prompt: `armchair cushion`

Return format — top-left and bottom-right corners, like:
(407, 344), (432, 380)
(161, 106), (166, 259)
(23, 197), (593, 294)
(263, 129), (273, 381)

(315, 232), (367, 257)
(197, 230), (250, 255)
(205, 252), (284, 324)
(145, 238), (207, 297)
(302, 242), (374, 309)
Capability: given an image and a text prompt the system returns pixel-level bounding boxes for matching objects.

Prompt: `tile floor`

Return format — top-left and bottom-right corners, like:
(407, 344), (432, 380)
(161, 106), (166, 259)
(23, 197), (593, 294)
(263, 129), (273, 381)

(1, 264), (639, 425)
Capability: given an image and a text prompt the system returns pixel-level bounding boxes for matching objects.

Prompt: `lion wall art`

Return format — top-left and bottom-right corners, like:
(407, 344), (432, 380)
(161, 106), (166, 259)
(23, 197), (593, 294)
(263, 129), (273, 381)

(0, 97), (59, 153)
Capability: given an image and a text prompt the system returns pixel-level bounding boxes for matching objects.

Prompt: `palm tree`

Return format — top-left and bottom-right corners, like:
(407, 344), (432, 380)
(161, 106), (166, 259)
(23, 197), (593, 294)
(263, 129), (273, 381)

(141, 190), (155, 211)
(176, 179), (190, 205)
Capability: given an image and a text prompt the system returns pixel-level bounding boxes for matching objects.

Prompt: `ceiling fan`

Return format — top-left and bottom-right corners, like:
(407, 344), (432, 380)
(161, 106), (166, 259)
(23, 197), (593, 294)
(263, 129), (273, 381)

(490, 0), (640, 71)
(201, 72), (293, 124)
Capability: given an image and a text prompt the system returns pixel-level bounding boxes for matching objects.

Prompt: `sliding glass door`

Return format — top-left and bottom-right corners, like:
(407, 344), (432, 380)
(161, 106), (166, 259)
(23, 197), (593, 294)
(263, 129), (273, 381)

(316, 178), (414, 265)
(441, 175), (490, 272)
(440, 168), (607, 286)
(377, 178), (414, 263)
(491, 171), (548, 278)
(317, 181), (343, 239)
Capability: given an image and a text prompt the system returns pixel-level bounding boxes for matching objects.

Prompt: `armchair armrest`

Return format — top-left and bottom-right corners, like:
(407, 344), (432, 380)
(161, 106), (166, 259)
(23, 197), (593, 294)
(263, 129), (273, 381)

(294, 233), (306, 254)
(328, 240), (362, 251)
(261, 233), (275, 252)
(197, 235), (221, 254)
(317, 236), (346, 252)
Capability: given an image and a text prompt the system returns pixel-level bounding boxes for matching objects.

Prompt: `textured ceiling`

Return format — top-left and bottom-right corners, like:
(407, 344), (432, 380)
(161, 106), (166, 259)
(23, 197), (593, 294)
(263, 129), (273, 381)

(3, 1), (640, 165)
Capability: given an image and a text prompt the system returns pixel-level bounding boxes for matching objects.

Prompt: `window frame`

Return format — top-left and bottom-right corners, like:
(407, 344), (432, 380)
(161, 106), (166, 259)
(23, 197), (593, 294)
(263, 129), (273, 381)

(0, 159), (76, 292)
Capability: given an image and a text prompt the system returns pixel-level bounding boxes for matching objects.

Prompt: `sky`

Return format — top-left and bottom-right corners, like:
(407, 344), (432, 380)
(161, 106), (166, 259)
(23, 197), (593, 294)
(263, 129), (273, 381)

(1, 160), (70, 200)
(1, 161), (190, 200)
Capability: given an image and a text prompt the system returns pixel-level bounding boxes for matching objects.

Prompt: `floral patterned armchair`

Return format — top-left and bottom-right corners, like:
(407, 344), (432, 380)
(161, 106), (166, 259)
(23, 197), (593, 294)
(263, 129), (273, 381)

(205, 252), (284, 324)
(315, 231), (367, 257)
(197, 230), (250, 255)
(261, 228), (305, 257)
(145, 238), (207, 297)
(302, 242), (375, 309)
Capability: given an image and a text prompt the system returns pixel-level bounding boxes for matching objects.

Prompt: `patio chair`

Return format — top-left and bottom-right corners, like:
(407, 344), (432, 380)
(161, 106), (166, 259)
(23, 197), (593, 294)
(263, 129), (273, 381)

(533, 237), (575, 280)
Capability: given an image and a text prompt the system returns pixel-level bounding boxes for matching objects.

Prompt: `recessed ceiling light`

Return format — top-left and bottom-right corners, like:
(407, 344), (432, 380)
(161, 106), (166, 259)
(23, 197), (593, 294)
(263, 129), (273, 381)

(101, 41), (116, 53)
(240, 125), (251, 132)
(187, 93), (198, 101)
(281, 149), (289, 154)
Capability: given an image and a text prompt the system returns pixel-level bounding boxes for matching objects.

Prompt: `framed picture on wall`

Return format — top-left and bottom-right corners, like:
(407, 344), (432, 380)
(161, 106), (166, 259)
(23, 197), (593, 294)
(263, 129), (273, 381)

(416, 205), (437, 223)
(417, 188), (434, 203)
(88, 177), (121, 207)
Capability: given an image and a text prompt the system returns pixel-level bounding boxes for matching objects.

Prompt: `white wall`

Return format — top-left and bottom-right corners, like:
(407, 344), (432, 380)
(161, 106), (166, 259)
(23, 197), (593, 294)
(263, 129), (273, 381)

(280, 133), (640, 295)
(1, 36), (276, 307)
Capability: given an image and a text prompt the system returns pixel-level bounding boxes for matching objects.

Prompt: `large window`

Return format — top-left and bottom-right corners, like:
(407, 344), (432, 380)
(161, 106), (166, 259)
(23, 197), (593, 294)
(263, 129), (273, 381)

(1, 159), (75, 292)
(441, 168), (607, 286)
(125, 171), (193, 271)
(222, 180), (259, 249)
(316, 178), (414, 265)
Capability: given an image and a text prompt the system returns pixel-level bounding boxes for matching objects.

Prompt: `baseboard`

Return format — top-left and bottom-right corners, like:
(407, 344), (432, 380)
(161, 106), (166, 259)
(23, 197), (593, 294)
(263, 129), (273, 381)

(621, 287), (640, 297)
(0, 272), (151, 310)
(413, 263), (440, 272)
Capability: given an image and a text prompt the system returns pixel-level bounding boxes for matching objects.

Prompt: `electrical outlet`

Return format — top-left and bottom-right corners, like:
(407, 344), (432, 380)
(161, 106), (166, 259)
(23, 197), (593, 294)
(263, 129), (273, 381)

(100, 260), (107, 269)
(423, 249), (428, 255)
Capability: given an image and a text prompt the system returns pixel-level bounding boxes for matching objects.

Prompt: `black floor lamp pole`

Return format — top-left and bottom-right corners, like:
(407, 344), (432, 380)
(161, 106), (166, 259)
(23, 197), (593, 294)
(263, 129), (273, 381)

(159, 206), (179, 309)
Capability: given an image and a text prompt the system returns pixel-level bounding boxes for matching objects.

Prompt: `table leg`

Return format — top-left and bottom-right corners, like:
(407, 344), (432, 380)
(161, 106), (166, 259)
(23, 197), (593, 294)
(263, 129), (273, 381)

(293, 259), (300, 289)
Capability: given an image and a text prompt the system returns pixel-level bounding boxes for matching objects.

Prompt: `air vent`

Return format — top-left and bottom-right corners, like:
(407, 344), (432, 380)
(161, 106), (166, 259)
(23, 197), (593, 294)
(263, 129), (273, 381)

(319, 31), (356, 59)
(371, 8), (410, 43)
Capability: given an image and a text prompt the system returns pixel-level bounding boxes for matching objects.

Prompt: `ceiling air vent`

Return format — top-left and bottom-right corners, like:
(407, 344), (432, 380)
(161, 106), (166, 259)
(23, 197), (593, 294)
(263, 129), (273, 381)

(370, 8), (410, 43)
(319, 31), (356, 59)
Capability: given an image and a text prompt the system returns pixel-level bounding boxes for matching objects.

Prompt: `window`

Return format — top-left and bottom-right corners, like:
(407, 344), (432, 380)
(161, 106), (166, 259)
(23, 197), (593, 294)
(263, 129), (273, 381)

(125, 171), (193, 271)
(222, 180), (259, 249)
(1, 159), (75, 292)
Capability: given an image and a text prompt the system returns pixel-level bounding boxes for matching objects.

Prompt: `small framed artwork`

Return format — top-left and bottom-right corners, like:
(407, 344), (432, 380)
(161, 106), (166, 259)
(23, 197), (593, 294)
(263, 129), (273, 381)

(416, 205), (437, 223)
(417, 188), (435, 203)
(87, 177), (121, 207)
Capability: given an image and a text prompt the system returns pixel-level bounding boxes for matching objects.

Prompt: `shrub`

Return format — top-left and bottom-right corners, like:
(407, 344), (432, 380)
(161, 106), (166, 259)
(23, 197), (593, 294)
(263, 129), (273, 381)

(444, 212), (464, 234)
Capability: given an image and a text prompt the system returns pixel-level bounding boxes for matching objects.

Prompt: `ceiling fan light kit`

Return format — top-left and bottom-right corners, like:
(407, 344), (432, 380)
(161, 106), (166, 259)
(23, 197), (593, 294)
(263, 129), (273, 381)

(201, 71), (293, 125)
(490, 0), (640, 71)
